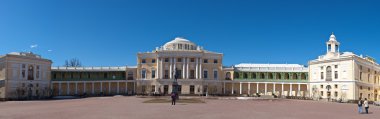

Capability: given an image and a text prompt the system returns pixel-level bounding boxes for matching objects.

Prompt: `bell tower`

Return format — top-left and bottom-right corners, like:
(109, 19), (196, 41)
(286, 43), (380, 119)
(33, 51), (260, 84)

(326, 32), (340, 57)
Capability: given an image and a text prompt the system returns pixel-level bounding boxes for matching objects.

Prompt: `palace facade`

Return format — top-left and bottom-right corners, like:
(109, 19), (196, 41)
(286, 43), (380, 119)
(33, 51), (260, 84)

(0, 34), (379, 101)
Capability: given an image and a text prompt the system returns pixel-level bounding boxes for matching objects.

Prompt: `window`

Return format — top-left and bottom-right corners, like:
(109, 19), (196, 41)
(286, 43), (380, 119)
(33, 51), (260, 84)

(190, 70), (195, 79)
(53, 73), (57, 79)
(334, 92), (338, 97)
(190, 58), (195, 62)
(368, 74), (370, 81)
(335, 65), (338, 68)
(214, 70), (218, 79)
(164, 58), (169, 62)
(141, 59), (146, 64)
(104, 73), (108, 78)
(213, 59), (218, 64)
(326, 66), (332, 81)
(177, 70), (182, 79)
(203, 70), (208, 79)
(334, 71), (338, 79)
(152, 59), (156, 63)
(203, 59), (208, 63)
(360, 86), (363, 90)
(321, 66), (324, 70)
(292, 73), (298, 80)
(164, 70), (169, 79)
(360, 65), (362, 70)
(320, 85), (323, 88)
(152, 70), (156, 79)
(179, 44), (183, 49)
(328, 44), (331, 51)
(36, 65), (40, 79)
(368, 87), (371, 91)
(141, 69), (146, 79)
(261, 73), (266, 79)
(177, 58), (182, 62)
(360, 72), (362, 80)
(320, 91), (324, 96)
(27, 65), (34, 80)
(151, 85), (155, 92)
(252, 73), (257, 79)
(225, 72), (231, 80)
(243, 73), (248, 79)
(334, 84), (338, 89)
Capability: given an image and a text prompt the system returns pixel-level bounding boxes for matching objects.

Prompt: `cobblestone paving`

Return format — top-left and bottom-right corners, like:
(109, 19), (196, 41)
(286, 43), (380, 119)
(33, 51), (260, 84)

(0, 96), (379, 119)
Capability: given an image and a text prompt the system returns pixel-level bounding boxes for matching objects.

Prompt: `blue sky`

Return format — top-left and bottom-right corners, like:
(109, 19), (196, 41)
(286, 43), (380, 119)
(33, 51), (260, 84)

(1, 0), (379, 67)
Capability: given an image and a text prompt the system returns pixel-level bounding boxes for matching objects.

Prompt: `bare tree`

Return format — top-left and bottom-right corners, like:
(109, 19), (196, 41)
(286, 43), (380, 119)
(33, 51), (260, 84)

(64, 58), (82, 67)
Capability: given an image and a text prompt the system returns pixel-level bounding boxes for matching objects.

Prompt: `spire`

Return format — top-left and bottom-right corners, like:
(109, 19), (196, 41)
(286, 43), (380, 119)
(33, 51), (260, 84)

(329, 32), (336, 41)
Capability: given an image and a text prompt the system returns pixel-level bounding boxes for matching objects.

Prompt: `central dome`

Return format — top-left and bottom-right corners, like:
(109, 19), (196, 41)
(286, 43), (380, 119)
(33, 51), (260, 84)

(163, 37), (198, 50)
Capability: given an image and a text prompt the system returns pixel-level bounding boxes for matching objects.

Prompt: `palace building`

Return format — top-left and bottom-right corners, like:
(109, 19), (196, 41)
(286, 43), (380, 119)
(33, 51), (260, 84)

(0, 34), (379, 101)
(309, 33), (380, 101)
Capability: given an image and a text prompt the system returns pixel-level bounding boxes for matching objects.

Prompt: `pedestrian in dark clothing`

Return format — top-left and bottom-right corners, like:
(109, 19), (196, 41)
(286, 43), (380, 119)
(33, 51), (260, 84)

(171, 93), (176, 105)
(358, 98), (363, 114)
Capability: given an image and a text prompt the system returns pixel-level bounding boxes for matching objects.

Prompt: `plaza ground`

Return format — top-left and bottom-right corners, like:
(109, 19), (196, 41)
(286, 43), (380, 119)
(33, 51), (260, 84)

(0, 96), (379, 119)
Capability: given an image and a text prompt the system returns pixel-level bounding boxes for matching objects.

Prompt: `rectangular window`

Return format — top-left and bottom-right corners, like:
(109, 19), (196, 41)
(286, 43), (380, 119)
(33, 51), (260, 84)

(190, 70), (195, 79)
(141, 70), (146, 79)
(214, 70), (218, 79)
(152, 59), (156, 63)
(320, 91), (324, 96)
(203, 70), (208, 79)
(152, 70), (156, 79)
(321, 66), (323, 70)
(334, 84), (338, 89)
(141, 59), (146, 64)
(320, 85), (323, 88)
(321, 72), (324, 79)
(190, 58), (195, 62)
(164, 58), (169, 62)
(335, 65), (338, 68)
(190, 85), (195, 94)
(360, 72), (362, 80)
(334, 92), (338, 97)
(203, 59), (208, 63)
(334, 71), (338, 79)
(151, 85), (155, 92)
(213, 59), (218, 64)
(177, 70), (182, 79)
(104, 73), (108, 78)
(164, 70), (169, 79)
(368, 74), (370, 82)
(177, 58), (182, 62)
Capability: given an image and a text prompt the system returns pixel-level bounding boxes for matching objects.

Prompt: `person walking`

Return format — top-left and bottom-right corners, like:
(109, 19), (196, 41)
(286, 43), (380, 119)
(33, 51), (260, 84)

(364, 98), (369, 114)
(171, 92), (176, 105)
(358, 98), (363, 114)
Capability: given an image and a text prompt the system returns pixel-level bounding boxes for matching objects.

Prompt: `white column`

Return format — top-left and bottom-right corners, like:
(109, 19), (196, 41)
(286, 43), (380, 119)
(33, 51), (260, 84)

(195, 58), (198, 79)
(256, 83), (259, 93)
(100, 82), (103, 93)
(156, 57), (159, 79)
(117, 82), (120, 94)
(182, 57), (185, 79)
(290, 83), (293, 96)
(160, 58), (163, 79)
(155, 84), (158, 93)
(92, 82), (95, 94)
(273, 83), (276, 94)
(108, 82), (111, 94)
(223, 82), (226, 94)
(199, 58), (202, 79)
(75, 82), (78, 95)
(239, 82), (242, 94)
(282, 83), (284, 96)
(298, 84), (301, 97)
(265, 83), (267, 95)
(231, 83), (234, 94)
(169, 58), (172, 79)
(67, 82), (70, 95)
(186, 57), (189, 79)
(248, 83), (251, 94)
(173, 58), (176, 79)
(59, 82), (62, 95)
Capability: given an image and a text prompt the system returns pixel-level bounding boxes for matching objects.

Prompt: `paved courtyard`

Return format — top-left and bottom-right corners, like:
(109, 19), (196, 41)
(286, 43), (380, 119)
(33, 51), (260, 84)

(0, 96), (379, 119)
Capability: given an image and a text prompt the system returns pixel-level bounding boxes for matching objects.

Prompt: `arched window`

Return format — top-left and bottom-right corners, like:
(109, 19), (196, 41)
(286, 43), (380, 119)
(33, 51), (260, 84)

(269, 73), (273, 79)
(225, 72), (231, 80)
(260, 73), (265, 79)
(292, 73), (298, 80)
(276, 73), (281, 79)
(243, 73), (248, 79)
(27, 65), (34, 80)
(326, 66), (332, 81)
(251, 73), (257, 79)
(234, 72), (240, 78)
(285, 73), (289, 79)
(301, 73), (306, 80)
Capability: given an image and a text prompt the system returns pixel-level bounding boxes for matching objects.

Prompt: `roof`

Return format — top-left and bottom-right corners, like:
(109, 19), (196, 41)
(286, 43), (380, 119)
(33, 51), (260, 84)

(52, 66), (126, 72)
(234, 63), (308, 72)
